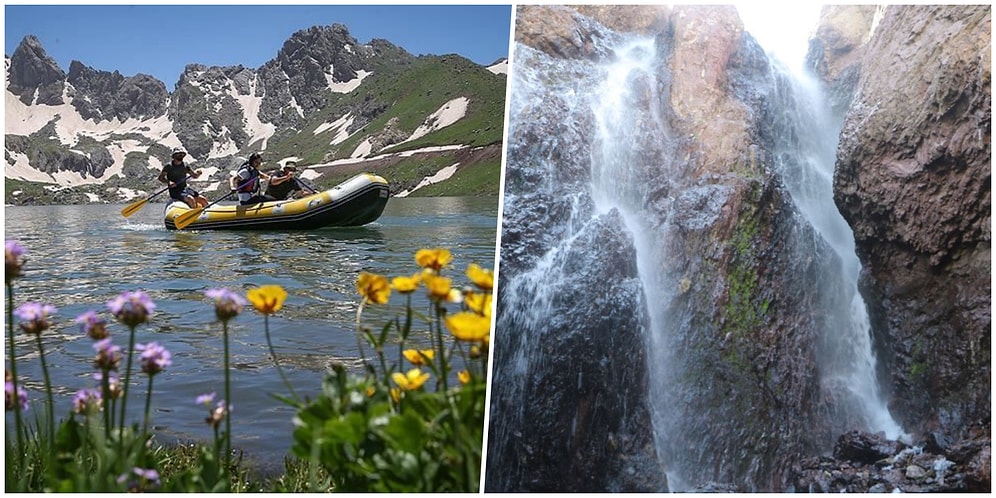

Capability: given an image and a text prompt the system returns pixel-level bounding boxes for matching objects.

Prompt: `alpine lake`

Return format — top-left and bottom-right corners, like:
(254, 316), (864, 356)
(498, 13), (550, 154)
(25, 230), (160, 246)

(3, 196), (498, 473)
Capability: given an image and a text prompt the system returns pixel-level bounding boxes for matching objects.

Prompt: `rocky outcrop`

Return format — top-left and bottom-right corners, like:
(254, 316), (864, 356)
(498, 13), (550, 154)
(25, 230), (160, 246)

(792, 429), (990, 492)
(67, 61), (168, 121)
(7, 35), (65, 105)
(171, 64), (253, 158)
(806, 6), (879, 115)
(829, 5), (991, 443)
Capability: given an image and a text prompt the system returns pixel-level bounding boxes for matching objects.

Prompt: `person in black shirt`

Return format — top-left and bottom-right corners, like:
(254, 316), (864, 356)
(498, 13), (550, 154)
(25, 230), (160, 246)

(265, 163), (306, 201)
(157, 146), (207, 208)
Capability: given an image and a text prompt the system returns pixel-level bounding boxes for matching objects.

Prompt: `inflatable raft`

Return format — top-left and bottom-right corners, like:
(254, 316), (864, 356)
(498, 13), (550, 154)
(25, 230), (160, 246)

(164, 173), (390, 230)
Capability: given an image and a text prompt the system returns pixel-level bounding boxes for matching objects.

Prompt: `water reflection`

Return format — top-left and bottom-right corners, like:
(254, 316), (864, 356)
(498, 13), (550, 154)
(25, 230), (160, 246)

(3, 197), (497, 462)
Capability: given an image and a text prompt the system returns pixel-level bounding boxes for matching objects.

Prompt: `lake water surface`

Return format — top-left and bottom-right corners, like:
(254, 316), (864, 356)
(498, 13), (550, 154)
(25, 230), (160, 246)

(4, 197), (498, 470)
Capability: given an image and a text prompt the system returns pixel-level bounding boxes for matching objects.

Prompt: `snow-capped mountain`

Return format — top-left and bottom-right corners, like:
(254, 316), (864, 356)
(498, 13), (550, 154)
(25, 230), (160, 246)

(5, 24), (507, 203)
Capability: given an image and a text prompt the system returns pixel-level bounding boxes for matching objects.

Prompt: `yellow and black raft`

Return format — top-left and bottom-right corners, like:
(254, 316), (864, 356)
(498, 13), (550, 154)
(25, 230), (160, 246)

(164, 173), (390, 231)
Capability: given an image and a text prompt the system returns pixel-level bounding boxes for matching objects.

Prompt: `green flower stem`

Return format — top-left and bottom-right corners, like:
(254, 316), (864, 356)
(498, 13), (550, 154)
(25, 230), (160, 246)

(6, 283), (25, 468)
(142, 375), (154, 437)
(34, 334), (56, 447)
(100, 368), (112, 440)
(355, 303), (371, 380)
(119, 324), (138, 444)
(263, 314), (299, 402)
(434, 303), (449, 393)
(222, 320), (232, 490)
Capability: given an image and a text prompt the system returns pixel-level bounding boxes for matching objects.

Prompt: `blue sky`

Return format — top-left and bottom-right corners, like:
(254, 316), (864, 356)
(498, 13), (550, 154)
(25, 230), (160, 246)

(5, 4), (513, 87)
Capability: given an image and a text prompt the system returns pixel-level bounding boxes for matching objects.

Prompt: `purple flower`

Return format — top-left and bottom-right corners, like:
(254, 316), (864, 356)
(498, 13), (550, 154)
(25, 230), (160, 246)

(117, 467), (160, 492)
(196, 392), (216, 406)
(205, 288), (246, 322)
(93, 338), (123, 371)
(205, 399), (230, 428)
(72, 388), (102, 414)
(107, 290), (155, 328)
(5, 240), (26, 283)
(92, 371), (122, 399)
(137, 342), (171, 376)
(14, 302), (56, 335)
(75, 311), (109, 340)
(5, 380), (28, 412)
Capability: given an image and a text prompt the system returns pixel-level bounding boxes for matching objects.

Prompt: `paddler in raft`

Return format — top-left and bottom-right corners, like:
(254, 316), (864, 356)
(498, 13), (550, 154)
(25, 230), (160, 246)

(158, 146), (208, 208)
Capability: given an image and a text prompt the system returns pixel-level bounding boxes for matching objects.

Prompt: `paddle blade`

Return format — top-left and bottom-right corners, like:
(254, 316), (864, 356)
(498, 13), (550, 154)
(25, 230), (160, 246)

(173, 208), (205, 230)
(120, 198), (149, 218)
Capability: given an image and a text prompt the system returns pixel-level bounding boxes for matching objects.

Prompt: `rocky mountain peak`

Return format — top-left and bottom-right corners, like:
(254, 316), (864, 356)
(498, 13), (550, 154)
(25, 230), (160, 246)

(8, 34), (66, 105)
(66, 60), (169, 121)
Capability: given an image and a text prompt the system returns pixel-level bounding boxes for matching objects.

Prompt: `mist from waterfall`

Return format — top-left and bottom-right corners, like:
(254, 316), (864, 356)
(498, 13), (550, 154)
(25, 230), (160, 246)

(764, 56), (905, 440)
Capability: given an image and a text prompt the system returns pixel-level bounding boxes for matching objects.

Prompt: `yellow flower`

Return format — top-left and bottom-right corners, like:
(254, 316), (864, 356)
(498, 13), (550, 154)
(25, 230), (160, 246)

(391, 273), (420, 293)
(402, 349), (435, 366)
(466, 263), (493, 291)
(458, 370), (472, 385)
(246, 285), (287, 315)
(465, 291), (492, 318)
(390, 388), (401, 403)
(469, 345), (482, 359)
(392, 368), (430, 391)
(365, 386), (376, 398)
(423, 273), (452, 301)
(357, 272), (391, 304)
(415, 248), (452, 272)
(445, 311), (491, 343)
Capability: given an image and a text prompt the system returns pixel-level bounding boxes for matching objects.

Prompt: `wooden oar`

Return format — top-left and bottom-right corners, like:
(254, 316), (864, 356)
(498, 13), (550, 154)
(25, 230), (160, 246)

(120, 180), (181, 218)
(173, 190), (236, 230)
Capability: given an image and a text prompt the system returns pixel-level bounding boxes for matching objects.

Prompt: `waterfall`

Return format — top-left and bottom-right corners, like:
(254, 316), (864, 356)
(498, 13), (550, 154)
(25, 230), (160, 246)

(765, 58), (905, 440)
(490, 14), (907, 491)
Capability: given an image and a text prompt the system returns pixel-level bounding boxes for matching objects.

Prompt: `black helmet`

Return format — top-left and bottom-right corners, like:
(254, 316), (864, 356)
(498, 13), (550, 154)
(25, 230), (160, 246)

(248, 152), (262, 163)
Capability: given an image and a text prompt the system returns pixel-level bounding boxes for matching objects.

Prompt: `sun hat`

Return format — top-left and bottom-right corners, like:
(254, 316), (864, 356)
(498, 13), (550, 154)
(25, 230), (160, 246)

(171, 146), (186, 156)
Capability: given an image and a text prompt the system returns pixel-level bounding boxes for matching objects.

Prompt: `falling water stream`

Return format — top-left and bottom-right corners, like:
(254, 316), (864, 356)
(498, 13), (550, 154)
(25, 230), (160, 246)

(493, 17), (905, 490)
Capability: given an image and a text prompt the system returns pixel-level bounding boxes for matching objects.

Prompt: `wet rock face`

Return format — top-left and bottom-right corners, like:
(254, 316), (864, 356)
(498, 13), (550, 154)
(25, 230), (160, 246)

(829, 5), (991, 439)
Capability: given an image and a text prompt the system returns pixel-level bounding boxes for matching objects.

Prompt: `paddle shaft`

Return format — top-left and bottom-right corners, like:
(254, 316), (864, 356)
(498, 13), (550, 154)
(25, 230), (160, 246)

(173, 173), (257, 229)
(121, 176), (190, 217)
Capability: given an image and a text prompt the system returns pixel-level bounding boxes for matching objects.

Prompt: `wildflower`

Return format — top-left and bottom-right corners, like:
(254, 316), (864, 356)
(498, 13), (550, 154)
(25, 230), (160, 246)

(93, 338), (123, 371)
(246, 285), (286, 315)
(469, 344), (483, 359)
(5, 381), (28, 412)
(465, 291), (492, 317)
(93, 371), (123, 399)
(466, 263), (493, 291)
(107, 290), (155, 328)
(445, 311), (491, 343)
(423, 273), (452, 302)
(118, 467), (160, 492)
(389, 388), (402, 403)
(137, 342), (172, 376)
(365, 385), (376, 398)
(391, 273), (421, 293)
(205, 288), (246, 322)
(14, 302), (56, 335)
(392, 368), (431, 391)
(415, 248), (452, 272)
(205, 399), (229, 428)
(5, 240), (26, 283)
(72, 388), (102, 414)
(75, 310), (109, 340)
(458, 370), (472, 385)
(196, 392), (216, 406)
(356, 272), (390, 304)
(403, 348), (435, 366)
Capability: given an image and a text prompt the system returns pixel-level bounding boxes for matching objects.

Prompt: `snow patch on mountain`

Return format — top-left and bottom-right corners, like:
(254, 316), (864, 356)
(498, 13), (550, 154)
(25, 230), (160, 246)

(326, 67), (372, 94)
(229, 74), (275, 150)
(486, 60), (508, 75)
(351, 137), (373, 158)
(395, 162), (461, 197)
(313, 113), (357, 145)
(385, 97), (470, 149)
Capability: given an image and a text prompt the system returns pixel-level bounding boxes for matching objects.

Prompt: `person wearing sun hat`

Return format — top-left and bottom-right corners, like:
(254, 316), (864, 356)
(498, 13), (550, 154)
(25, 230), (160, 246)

(157, 146), (207, 208)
